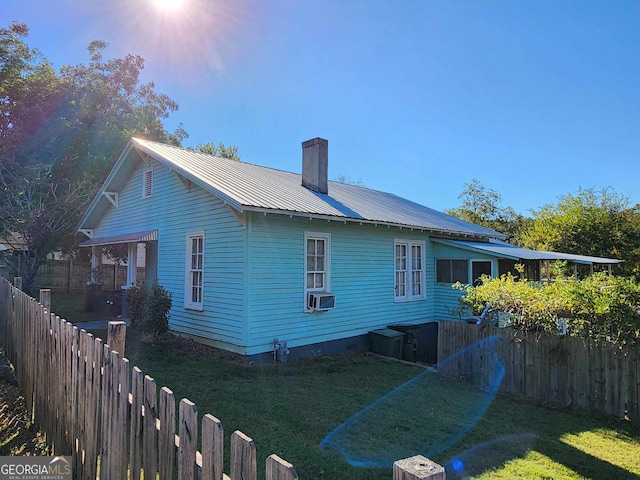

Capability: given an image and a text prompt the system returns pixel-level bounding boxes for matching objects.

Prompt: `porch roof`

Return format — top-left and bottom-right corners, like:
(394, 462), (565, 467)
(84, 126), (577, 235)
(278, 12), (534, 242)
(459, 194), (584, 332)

(79, 230), (158, 247)
(433, 239), (623, 265)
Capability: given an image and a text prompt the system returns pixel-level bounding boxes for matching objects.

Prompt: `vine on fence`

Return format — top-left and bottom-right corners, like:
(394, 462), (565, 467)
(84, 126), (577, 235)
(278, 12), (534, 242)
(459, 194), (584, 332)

(456, 269), (640, 345)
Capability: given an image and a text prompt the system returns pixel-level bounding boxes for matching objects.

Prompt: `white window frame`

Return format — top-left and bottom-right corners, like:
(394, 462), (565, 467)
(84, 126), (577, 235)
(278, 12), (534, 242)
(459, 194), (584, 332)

(142, 167), (153, 198)
(304, 232), (331, 312)
(436, 258), (470, 284)
(470, 259), (493, 286)
(184, 231), (204, 311)
(394, 239), (426, 302)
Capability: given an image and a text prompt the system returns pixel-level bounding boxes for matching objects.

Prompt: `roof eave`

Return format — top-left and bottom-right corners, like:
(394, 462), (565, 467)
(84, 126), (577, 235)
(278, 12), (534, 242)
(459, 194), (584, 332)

(131, 138), (244, 213)
(76, 140), (136, 234)
(243, 206), (494, 239)
(431, 238), (522, 260)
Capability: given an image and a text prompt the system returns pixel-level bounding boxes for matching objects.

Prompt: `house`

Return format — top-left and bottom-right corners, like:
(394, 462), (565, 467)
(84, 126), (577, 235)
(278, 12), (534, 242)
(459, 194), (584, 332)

(76, 137), (621, 361)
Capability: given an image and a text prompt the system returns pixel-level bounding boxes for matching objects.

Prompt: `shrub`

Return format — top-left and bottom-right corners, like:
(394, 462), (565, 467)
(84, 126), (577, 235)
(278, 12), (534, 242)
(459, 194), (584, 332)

(144, 282), (172, 337)
(124, 284), (147, 330)
(456, 270), (640, 345)
(124, 282), (172, 335)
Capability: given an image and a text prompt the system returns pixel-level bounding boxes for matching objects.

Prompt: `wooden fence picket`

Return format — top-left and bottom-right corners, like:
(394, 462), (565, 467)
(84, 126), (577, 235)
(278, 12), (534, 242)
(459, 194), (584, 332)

(437, 320), (640, 421)
(0, 279), (308, 480)
(230, 431), (257, 480)
(98, 343), (111, 480)
(115, 355), (131, 479)
(89, 337), (103, 480)
(129, 367), (144, 480)
(178, 399), (198, 480)
(202, 414), (224, 480)
(143, 375), (159, 480)
(266, 454), (298, 480)
(159, 387), (176, 480)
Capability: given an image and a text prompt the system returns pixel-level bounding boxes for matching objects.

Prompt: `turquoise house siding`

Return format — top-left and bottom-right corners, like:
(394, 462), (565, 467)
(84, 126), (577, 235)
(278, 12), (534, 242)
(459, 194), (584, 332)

(92, 158), (246, 350)
(77, 139), (530, 359)
(86, 157), (502, 356)
(245, 213), (436, 355)
(432, 242), (497, 320)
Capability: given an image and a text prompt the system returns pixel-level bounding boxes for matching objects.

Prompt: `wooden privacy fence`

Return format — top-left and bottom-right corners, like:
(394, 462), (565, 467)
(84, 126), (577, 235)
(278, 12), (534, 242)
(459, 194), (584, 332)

(0, 278), (298, 480)
(438, 320), (640, 422)
(0, 259), (145, 293)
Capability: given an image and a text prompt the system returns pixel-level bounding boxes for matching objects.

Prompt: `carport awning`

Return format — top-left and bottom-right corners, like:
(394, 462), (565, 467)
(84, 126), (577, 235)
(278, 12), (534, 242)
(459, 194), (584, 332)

(79, 230), (157, 247)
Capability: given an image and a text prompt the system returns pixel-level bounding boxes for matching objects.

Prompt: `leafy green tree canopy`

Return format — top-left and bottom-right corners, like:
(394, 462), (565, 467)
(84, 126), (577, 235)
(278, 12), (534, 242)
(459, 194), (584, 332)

(0, 22), (185, 293)
(522, 187), (640, 276)
(445, 179), (531, 244)
(193, 142), (240, 160)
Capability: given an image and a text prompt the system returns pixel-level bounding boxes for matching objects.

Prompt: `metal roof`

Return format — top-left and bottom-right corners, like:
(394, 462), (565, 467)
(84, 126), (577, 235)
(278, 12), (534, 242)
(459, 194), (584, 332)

(79, 230), (157, 247)
(131, 138), (505, 238)
(434, 239), (622, 265)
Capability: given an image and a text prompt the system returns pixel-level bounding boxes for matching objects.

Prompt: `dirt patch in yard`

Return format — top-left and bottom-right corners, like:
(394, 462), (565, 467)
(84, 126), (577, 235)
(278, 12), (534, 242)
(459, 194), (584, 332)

(0, 349), (48, 456)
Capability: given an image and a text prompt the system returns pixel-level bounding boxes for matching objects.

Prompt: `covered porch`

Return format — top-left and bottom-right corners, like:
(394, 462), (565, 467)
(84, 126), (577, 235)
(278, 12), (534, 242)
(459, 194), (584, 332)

(433, 238), (623, 282)
(78, 230), (158, 288)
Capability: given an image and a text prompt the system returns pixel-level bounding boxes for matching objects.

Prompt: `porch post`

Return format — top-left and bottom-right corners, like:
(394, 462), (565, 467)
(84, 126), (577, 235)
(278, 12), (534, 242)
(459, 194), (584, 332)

(546, 260), (551, 282)
(145, 242), (158, 287)
(90, 245), (102, 284)
(127, 242), (138, 287)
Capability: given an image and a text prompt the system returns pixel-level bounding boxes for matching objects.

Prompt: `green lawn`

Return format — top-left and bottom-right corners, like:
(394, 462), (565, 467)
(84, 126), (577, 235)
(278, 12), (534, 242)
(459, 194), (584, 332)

(121, 333), (640, 480)
(55, 294), (640, 479)
(48, 291), (121, 324)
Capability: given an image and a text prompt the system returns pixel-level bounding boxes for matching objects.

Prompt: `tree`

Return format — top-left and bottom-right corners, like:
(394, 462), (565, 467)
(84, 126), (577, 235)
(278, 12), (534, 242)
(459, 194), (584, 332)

(193, 142), (240, 160)
(0, 165), (93, 291)
(334, 175), (364, 186)
(445, 179), (531, 244)
(0, 22), (185, 293)
(522, 187), (640, 276)
(0, 22), (63, 169)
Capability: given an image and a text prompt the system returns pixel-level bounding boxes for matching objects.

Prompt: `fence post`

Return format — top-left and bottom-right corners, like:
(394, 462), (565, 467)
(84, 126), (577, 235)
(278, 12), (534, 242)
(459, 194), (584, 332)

(393, 455), (445, 480)
(266, 454), (298, 480)
(107, 321), (127, 356)
(39, 289), (51, 311)
(13, 277), (22, 291)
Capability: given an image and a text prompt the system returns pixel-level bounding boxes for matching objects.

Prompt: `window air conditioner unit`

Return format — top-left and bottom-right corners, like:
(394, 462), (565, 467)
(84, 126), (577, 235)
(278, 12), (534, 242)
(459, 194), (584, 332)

(307, 292), (336, 311)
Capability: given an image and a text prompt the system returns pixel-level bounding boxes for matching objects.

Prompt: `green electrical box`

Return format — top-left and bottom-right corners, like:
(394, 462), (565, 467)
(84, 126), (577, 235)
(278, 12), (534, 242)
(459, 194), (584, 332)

(369, 328), (404, 359)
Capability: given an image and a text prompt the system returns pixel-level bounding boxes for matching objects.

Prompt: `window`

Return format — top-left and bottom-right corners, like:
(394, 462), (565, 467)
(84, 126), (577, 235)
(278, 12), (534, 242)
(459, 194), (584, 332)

(185, 232), (204, 310)
(142, 168), (153, 198)
(411, 244), (424, 297)
(471, 260), (492, 286)
(395, 243), (407, 298)
(436, 259), (469, 283)
(305, 232), (331, 309)
(395, 240), (426, 301)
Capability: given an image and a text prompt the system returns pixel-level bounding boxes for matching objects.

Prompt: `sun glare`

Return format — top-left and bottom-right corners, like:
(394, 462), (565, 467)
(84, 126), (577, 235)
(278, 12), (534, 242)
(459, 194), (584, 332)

(153, 0), (186, 11)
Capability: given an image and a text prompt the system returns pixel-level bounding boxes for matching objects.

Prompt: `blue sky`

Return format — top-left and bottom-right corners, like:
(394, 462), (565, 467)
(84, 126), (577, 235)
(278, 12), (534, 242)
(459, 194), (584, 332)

(5, 0), (640, 215)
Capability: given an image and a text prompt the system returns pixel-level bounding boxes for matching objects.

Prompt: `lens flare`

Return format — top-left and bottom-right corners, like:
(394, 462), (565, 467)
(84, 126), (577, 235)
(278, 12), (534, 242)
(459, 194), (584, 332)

(320, 336), (505, 467)
(151, 0), (186, 11)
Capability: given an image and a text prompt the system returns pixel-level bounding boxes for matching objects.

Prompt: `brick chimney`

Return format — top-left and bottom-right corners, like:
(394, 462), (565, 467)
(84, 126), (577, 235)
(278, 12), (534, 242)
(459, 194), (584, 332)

(301, 137), (328, 194)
